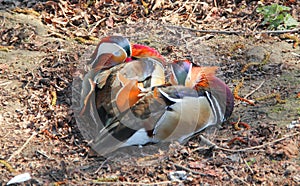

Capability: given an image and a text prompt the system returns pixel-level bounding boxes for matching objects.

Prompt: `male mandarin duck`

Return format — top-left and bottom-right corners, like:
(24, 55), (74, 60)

(122, 60), (234, 147)
(170, 60), (234, 123)
(78, 35), (167, 154)
(79, 35), (165, 115)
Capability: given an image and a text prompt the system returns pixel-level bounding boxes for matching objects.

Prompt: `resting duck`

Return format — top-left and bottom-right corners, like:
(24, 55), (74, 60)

(91, 57), (167, 154)
(123, 60), (234, 146)
(79, 36), (165, 116)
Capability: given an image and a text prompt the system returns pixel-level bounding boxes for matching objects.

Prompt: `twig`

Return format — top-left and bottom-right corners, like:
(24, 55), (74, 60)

(235, 80), (265, 106)
(254, 29), (300, 34)
(2, 131), (11, 138)
(0, 160), (17, 173)
(45, 30), (69, 40)
(280, 33), (300, 48)
(216, 132), (300, 153)
(192, 132), (300, 153)
(50, 90), (57, 106)
(198, 135), (216, 146)
(88, 18), (106, 35)
(93, 181), (177, 185)
(55, 73), (69, 84)
(239, 154), (254, 174)
(8, 132), (38, 161)
(291, 52), (300, 57)
(244, 81), (265, 99)
(164, 25), (300, 35)
(233, 78), (255, 105)
(58, 2), (68, 21)
(165, 1), (189, 18)
(0, 81), (12, 86)
(187, 0), (200, 21)
(36, 150), (51, 159)
(94, 158), (109, 174)
(223, 166), (250, 186)
(169, 162), (209, 176)
(165, 25), (243, 34)
(232, 115), (241, 131)
(255, 92), (286, 104)
(241, 52), (270, 73)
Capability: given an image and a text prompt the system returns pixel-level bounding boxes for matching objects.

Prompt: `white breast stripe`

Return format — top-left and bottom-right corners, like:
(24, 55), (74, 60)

(210, 92), (225, 122)
(205, 91), (223, 124)
(158, 88), (183, 103)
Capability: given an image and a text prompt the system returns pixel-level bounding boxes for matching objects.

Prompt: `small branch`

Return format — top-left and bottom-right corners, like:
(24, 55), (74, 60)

(235, 80), (265, 106)
(223, 166), (250, 186)
(254, 29), (300, 34)
(165, 25), (243, 34)
(169, 162), (209, 176)
(244, 80), (265, 99)
(164, 25), (300, 35)
(233, 78), (255, 106)
(192, 132), (300, 153)
(93, 181), (177, 185)
(165, 1), (189, 18)
(0, 80), (12, 86)
(88, 18), (106, 35)
(255, 92), (286, 104)
(239, 154), (254, 174)
(216, 132), (300, 153)
(8, 132), (38, 161)
(0, 160), (17, 173)
(291, 52), (300, 57)
(94, 158), (109, 174)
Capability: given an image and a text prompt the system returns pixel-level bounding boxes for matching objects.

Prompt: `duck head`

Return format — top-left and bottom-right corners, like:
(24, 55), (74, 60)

(170, 60), (234, 122)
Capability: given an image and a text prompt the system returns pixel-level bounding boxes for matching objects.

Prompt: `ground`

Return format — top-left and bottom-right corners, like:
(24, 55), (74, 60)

(0, 0), (300, 185)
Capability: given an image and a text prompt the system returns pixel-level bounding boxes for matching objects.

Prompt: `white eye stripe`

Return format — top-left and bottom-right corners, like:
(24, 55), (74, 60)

(123, 37), (132, 56)
(91, 43), (127, 67)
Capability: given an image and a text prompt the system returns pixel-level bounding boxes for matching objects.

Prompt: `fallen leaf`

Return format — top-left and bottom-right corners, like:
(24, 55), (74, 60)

(7, 173), (31, 185)
(275, 140), (299, 158)
(188, 161), (205, 169)
(152, 0), (165, 11)
(105, 16), (114, 28)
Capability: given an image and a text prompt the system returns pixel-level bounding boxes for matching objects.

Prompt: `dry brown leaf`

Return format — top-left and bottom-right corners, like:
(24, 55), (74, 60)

(275, 140), (299, 158)
(152, 0), (165, 11)
(204, 169), (219, 177)
(188, 161), (205, 169)
(105, 16), (114, 28)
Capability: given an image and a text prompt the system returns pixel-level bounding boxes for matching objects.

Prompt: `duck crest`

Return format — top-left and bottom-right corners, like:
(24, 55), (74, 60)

(130, 44), (166, 64)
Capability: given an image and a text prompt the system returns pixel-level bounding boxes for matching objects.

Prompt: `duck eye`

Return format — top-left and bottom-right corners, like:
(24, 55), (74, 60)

(166, 106), (174, 111)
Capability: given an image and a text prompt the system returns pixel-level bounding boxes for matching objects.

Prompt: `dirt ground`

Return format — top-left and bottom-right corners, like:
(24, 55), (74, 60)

(0, 1), (300, 185)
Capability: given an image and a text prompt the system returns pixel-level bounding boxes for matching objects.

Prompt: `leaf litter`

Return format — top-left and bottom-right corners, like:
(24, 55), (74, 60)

(0, 0), (300, 185)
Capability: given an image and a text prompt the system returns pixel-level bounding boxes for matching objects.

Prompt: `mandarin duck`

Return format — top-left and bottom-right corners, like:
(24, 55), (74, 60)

(79, 36), (165, 116)
(87, 57), (167, 155)
(78, 36), (167, 154)
(154, 60), (234, 141)
(123, 60), (234, 146)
